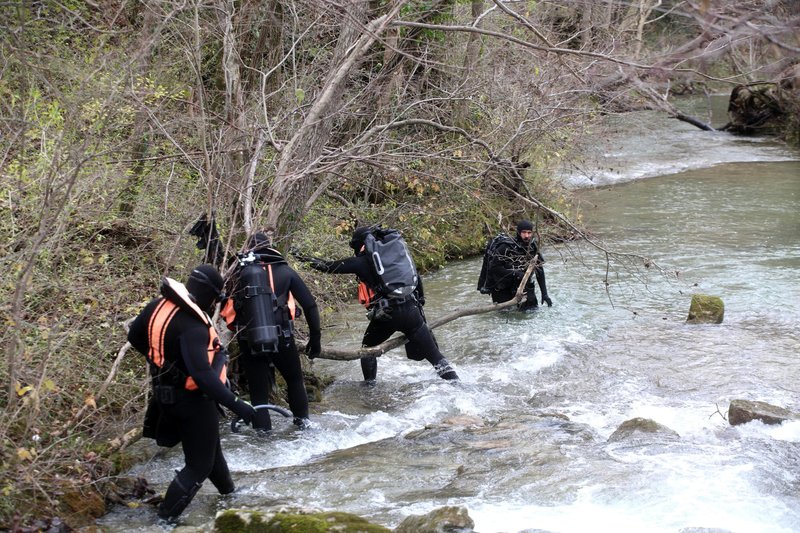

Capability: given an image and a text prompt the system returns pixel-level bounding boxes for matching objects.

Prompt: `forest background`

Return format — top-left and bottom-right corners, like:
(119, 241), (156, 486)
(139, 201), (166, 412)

(1, 0), (798, 528)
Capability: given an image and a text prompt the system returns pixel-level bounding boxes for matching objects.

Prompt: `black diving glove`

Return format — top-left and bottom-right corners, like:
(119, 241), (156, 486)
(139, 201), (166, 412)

(541, 294), (552, 307)
(307, 257), (329, 271)
(231, 399), (256, 425)
(189, 214), (213, 249)
(306, 332), (321, 360)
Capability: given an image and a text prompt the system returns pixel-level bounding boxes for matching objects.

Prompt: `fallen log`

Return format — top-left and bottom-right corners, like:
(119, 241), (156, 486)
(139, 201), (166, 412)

(311, 263), (537, 361)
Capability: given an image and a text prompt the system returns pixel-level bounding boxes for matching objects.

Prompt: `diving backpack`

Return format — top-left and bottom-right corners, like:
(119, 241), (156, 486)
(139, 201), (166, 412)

(235, 253), (282, 354)
(363, 228), (419, 298)
(476, 233), (514, 294)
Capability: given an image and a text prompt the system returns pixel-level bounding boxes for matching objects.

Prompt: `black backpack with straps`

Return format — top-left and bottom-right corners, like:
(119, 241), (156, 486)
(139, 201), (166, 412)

(363, 227), (419, 299)
(476, 233), (515, 294)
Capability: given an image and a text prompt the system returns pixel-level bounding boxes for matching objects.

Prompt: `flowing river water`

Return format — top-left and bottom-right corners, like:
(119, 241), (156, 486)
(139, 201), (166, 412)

(100, 99), (800, 532)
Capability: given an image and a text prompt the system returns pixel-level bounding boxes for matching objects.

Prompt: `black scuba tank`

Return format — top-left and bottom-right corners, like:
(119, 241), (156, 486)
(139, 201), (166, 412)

(238, 258), (281, 354)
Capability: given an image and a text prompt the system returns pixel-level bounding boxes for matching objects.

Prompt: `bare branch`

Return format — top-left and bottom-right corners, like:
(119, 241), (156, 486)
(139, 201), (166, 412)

(308, 263), (536, 361)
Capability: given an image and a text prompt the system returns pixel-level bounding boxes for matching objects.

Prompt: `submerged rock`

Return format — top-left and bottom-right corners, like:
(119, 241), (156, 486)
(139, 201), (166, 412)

(686, 294), (724, 324)
(394, 505), (475, 533)
(728, 399), (799, 426)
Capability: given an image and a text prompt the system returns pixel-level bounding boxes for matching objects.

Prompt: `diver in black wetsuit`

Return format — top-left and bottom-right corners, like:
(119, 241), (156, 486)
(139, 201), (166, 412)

(220, 233), (321, 431)
(127, 265), (256, 520)
(302, 227), (459, 383)
(486, 220), (552, 311)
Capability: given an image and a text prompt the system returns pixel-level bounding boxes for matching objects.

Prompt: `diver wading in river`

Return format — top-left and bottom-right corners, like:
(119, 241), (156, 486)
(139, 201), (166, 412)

(478, 220), (552, 311)
(300, 226), (459, 383)
(220, 233), (321, 431)
(127, 265), (256, 520)
(191, 217), (321, 431)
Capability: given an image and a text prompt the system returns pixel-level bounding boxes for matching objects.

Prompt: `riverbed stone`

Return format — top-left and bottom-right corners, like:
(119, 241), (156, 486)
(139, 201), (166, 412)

(728, 399), (799, 426)
(607, 417), (679, 443)
(393, 505), (475, 532)
(214, 508), (391, 532)
(686, 294), (724, 324)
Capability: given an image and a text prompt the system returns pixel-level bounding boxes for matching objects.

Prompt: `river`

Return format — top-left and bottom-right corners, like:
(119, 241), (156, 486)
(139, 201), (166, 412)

(100, 99), (800, 533)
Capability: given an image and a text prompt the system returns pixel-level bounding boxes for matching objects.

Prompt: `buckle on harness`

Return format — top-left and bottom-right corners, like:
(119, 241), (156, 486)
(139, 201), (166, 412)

(153, 385), (177, 405)
(367, 298), (393, 322)
(244, 285), (271, 297)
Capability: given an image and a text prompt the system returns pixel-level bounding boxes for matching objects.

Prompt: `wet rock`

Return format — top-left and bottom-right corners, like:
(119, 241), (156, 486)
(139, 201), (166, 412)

(60, 485), (106, 527)
(607, 417), (679, 443)
(441, 415), (485, 427)
(728, 399), (799, 426)
(686, 294), (724, 324)
(723, 83), (793, 136)
(214, 508), (391, 532)
(526, 391), (564, 408)
(393, 505), (475, 533)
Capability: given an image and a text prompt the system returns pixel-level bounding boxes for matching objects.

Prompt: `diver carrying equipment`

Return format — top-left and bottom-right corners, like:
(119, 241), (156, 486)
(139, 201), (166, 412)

(236, 252), (282, 355)
(149, 278), (228, 391)
(363, 228), (418, 298)
(478, 233), (512, 294)
(477, 233), (514, 294)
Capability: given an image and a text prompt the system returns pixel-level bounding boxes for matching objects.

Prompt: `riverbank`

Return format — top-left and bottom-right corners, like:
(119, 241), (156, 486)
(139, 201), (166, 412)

(8, 96), (797, 531)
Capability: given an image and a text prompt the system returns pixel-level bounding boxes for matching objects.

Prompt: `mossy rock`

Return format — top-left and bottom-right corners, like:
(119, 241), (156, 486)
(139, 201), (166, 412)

(214, 509), (391, 533)
(394, 506), (475, 533)
(60, 484), (106, 528)
(607, 417), (680, 443)
(686, 294), (724, 324)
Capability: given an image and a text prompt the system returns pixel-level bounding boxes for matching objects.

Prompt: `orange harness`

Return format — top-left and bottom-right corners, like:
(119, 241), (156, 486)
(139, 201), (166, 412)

(146, 288), (226, 391)
(357, 281), (376, 309)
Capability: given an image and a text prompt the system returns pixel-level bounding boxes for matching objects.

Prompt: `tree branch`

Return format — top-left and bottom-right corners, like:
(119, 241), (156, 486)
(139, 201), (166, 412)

(309, 263), (536, 361)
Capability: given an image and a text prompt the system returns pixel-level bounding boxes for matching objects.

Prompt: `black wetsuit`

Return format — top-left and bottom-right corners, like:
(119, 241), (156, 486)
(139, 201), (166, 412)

(128, 293), (248, 518)
(487, 235), (549, 310)
(226, 254), (321, 429)
(309, 253), (458, 382)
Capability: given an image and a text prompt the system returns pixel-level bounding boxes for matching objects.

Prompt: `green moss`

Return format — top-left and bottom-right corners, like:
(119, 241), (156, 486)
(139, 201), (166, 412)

(687, 294), (724, 324)
(215, 510), (391, 533)
(269, 512), (391, 533)
(215, 509), (269, 533)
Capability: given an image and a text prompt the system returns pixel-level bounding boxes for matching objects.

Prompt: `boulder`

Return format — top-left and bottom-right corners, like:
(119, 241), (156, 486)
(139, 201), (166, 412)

(723, 83), (793, 136)
(686, 294), (724, 324)
(728, 399), (799, 426)
(608, 417), (679, 443)
(214, 509), (391, 533)
(394, 506), (475, 533)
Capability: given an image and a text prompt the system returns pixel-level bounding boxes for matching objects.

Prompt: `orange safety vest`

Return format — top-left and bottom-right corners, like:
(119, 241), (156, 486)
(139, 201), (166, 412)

(357, 281), (376, 309)
(146, 281), (227, 391)
(220, 263), (296, 329)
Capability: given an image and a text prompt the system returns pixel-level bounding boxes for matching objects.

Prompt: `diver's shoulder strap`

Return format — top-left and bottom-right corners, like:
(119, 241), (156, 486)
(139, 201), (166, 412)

(160, 277), (213, 327)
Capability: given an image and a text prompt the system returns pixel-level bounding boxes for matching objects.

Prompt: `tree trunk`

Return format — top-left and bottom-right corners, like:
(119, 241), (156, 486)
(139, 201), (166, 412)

(454, 0), (484, 127)
(116, 2), (162, 217)
(263, 3), (403, 246)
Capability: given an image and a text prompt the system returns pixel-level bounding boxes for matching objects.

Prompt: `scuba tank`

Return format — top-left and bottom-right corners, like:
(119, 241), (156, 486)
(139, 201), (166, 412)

(237, 252), (281, 355)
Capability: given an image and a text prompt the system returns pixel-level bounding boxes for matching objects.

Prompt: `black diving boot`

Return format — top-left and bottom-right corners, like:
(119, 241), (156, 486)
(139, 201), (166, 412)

(157, 473), (202, 520)
(252, 407), (272, 432)
(361, 356), (378, 384)
(293, 417), (312, 430)
(435, 359), (459, 381)
(208, 460), (235, 495)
